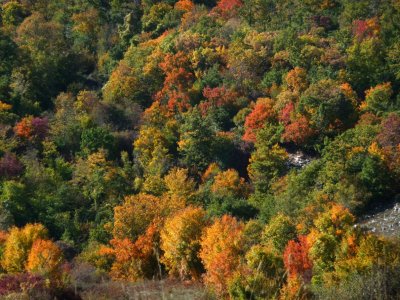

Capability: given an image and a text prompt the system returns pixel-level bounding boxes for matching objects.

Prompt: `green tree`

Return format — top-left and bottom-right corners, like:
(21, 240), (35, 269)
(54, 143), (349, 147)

(178, 108), (217, 172)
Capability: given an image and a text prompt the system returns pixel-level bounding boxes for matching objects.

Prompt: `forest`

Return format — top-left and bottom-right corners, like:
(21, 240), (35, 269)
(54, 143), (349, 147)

(0, 0), (399, 299)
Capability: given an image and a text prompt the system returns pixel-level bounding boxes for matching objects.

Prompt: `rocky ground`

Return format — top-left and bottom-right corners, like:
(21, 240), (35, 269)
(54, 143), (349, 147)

(287, 150), (314, 169)
(358, 201), (400, 238)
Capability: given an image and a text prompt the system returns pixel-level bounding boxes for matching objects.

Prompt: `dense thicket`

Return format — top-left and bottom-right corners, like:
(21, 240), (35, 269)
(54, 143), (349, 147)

(0, 0), (399, 298)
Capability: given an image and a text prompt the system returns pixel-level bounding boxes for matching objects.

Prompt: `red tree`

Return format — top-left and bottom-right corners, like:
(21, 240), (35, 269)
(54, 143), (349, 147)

(282, 116), (315, 145)
(156, 52), (194, 113)
(212, 0), (243, 18)
(283, 235), (313, 283)
(279, 102), (295, 125)
(243, 98), (275, 143)
(199, 86), (239, 115)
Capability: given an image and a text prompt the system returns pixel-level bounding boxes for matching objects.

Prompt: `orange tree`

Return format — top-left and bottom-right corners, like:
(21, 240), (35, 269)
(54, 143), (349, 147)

(200, 215), (245, 297)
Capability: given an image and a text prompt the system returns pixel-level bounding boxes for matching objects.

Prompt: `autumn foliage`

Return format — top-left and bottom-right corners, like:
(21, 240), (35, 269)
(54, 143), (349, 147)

(0, 153), (23, 178)
(1, 0), (400, 298)
(212, 0), (243, 18)
(26, 239), (64, 277)
(156, 51), (194, 113)
(211, 169), (249, 198)
(200, 215), (244, 296)
(14, 116), (49, 141)
(160, 206), (208, 279)
(243, 98), (276, 143)
(283, 235), (313, 282)
(282, 116), (315, 144)
(100, 223), (160, 281)
(2, 224), (48, 273)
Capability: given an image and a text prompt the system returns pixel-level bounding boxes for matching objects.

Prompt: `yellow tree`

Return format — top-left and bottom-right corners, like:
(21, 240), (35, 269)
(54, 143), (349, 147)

(2, 223), (48, 273)
(134, 126), (174, 195)
(308, 203), (356, 284)
(211, 169), (249, 198)
(160, 206), (208, 280)
(262, 213), (297, 253)
(164, 168), (195, 198)
(113, 192), (187, 242)
(113, 194), (162, 241)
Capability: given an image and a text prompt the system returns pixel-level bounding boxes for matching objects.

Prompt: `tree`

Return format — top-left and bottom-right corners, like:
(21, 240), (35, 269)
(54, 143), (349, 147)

(285, 67), (308, 95)
(134, 126), (173, 182)
(0, 181), (31, 226)
(142, 3), (180, 37)
(308, 204), (356, 284)
(113, 194), (162, 241)
(228, 244), (284, 299)
(377, 113), (400, 148)
(103, 43), (164, 106)
(160, 206), (208, 279)
(346, 37), (389, 94)
(352, 18), (380, 41)
(226, 30), (273, 93)
(156, 51), (194, 113)
(200, 215), (244, 297)
(362, 82), (395, 114)
(26, 239), (64, 277)
(263, 213), (297, 253)
(282, 116), (315, 145)
(243, 98), (276, 143)
(376, 113), (400, 177)
(178, 108), (217, 171)
(2, 224), (48, 273)
(14, 116), (49, 141)
(164, 168), (196, 199)
(200, 86), (240, 117)
(211, 169), (249, 198)
(73, 150), (128, 216)
(103, 62), (142, 105)
(112, 192), (186, 242)
(71, 8), (101, 53)
(0, 153), (23, 178)
(80, 126), (115, 156)
(1, 1), (28, 29)
(298, 79), (357, 138)
(14, 12), (84, 110)
(174, 0), (195, 12)
(283, 235), (313, 282)
(212, 0), (242, 18)
(248, 143), (288, 193)
(100, 223), (160, 281)
(51, 92), (82, 155)
(0, 30), (18, 103)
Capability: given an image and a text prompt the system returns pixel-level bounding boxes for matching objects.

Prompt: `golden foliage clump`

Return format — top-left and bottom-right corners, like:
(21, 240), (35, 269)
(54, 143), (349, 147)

(164, 167), (195, 199)
(100, 223), (160, 281)
(211, 169), (249, 198)
(2, 223), (48, 273)
(200, 215), (245, 297)
(113, 194), (163, 240)
(26, 239), (64, 276)
(160, 206), (208, 280)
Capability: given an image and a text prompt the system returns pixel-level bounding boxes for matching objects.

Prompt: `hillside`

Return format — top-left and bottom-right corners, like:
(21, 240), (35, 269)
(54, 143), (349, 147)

(0, 0), (399, 299)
